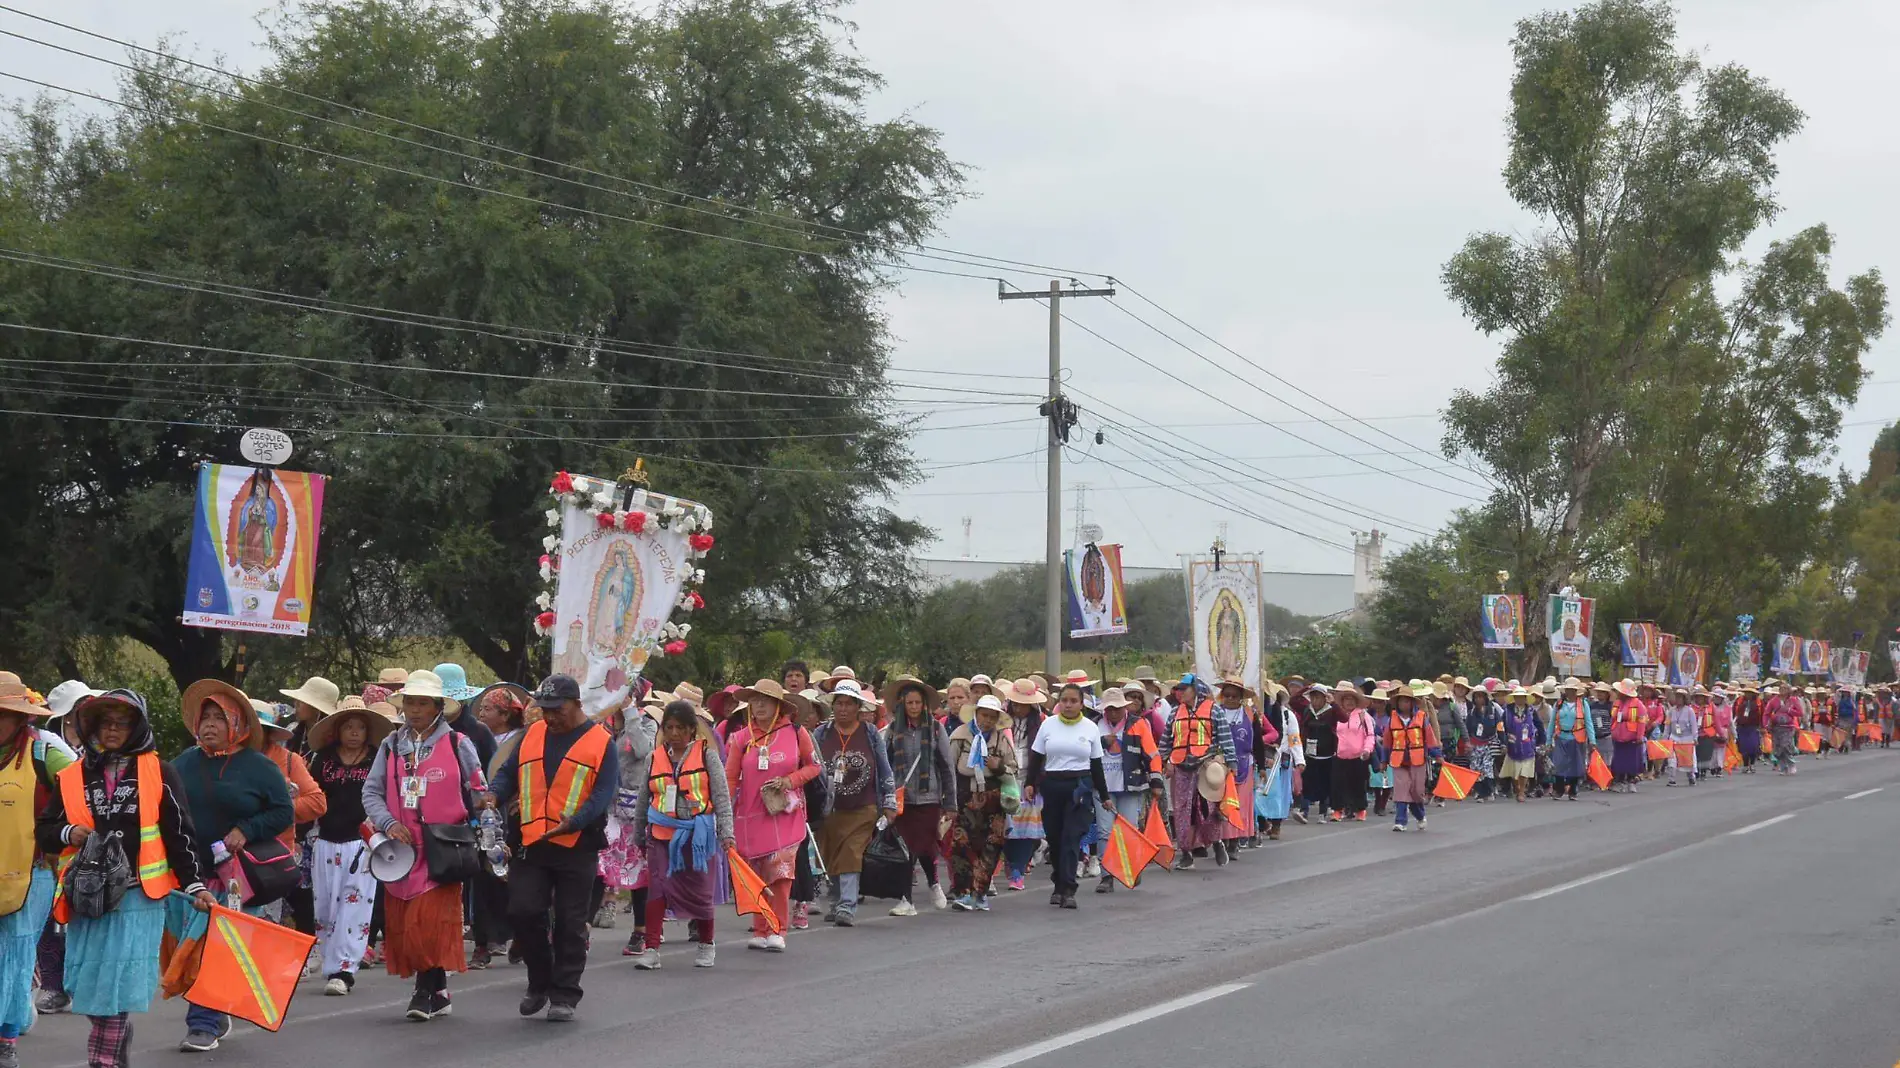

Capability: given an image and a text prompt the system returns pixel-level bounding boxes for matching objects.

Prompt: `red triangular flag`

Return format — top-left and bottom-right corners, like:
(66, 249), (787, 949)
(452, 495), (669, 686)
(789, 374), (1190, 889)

(1101, 813), (1159, 889)
(1585, 749), (1612, 790)
(183, 902), (315, 1031)
(725, 846), (782, 935)
(1140, 798), (1174, 870)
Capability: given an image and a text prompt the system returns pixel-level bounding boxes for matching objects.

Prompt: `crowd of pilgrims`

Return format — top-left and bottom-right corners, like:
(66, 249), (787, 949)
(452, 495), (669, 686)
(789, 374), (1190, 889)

(0, 659), (1886, 1068)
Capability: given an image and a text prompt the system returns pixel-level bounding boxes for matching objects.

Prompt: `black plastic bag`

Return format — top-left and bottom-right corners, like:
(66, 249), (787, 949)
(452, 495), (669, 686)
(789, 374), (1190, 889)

(857, 826), (913, 900)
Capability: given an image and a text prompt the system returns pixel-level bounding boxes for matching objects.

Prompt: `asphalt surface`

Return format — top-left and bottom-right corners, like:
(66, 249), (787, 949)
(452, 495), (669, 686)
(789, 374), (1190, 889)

(27, 750), (1900, 1068)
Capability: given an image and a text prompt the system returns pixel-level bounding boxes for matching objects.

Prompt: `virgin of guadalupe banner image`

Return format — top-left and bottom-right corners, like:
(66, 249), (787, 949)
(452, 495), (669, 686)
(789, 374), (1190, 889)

(540, 471), (711, 716)
(1546, 595), (1595, 677)
(1619, 622), (1660, 667)
(1801, 638), (1829, 676)
(182, 465), (326, 637)
(1726, 637), (1763, 683)
(1669, 644), (1707, 687)
(1829, 646), (1853, 686)
(1481, 594), (1524, 650)
(1855, 650), (1872, 686)
(1773, 634), (1801, 675)
(1065, 543), (1128, 638)
(1891, 641), (1900, 681)
(1185, 554), (1263, 696)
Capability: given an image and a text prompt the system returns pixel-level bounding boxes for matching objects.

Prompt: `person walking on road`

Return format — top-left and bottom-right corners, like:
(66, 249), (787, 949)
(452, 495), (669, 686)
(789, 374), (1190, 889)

(810, 681), (895, 926)
(1548, 679), (1595, 800)
(1498, 687), (1542, 802)
(304, 697), (394, 996)
(1022, 683), (1109, 909)
(947, 695), (1017, 911)
(1384, 682), (1440, 831)
(1664, 688), (1699, 786)
(1094, 687), (1162, 890)
(1329, 684), (1378, 822)
(1297, 683), (1336, 821)
(1765, 684), (1801, 775)
(628, 700), (730, 971)
(1168, 676), (1244, 866)
(722, 681), (819, 951)
(881, 676), (955, 916)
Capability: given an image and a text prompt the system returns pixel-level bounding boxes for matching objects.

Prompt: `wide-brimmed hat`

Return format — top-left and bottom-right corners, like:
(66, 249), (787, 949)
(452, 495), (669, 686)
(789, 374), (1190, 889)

(731, 679), (814, 723)
(968, 673), (996, 695)
(1004, 677), (1049, 707)
(249, 700), (295, 742)
(1611, 678), (1640, 698)
(883, 674), (941, 712)
(432, 663), (483, 703)
(1196, 758), (1229, 803)
(1099, 686), (1132, 710)
(1534, 681), (1558, 700)
(368, 667), (409, 688)
(1560, 677), (1587, 694)
(1451, 676), (1472, 691)
(0, 673), (51, 718)
(44, 680), (103, 719)
(1279, 674), (1308, 687)
(673, 682), (707, 710)
(181, 678), (268, 749)
(1407, 680), (1434, 699)
(818, 678), (877, 713)
(1059, 669), (1097, 691)
(819, 666), (857, 692)
(398, 669), (449, 701)
(973, 694), (1005, 715)
(307, 696), (398, 750)
(278, 676), (340, 716)
(1507, 686), (1531, 700)
(1430, 681), (1452, 700)
(1214, 675), (1256, 700)
(1364, 685), (1393, 703)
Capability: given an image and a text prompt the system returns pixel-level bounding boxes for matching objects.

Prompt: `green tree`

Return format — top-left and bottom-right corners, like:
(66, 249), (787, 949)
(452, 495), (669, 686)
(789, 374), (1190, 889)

(1440, 0), (1834, 673)
(0, 0), (964, 693)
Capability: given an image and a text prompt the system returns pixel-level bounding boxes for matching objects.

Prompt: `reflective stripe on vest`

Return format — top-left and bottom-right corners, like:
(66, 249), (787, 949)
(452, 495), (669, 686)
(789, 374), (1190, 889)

(52, 752), (177, 924)
(1169, 701), (1214, 765)
(1389, 711), (1427, 767)
(1562, 700), (1589, 743)
(646, 741), (711, 842)
(517, 721), (612, 848)
(1699, 709), (1718, 737)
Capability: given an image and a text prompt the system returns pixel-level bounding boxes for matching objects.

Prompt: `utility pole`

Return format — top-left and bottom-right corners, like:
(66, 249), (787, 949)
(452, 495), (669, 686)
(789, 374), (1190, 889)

(1000, 278), (1115, 675)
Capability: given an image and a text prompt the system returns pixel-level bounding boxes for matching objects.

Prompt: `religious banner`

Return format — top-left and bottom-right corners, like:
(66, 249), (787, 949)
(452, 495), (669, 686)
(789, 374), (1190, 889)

(1065, 542), (1129, 638)
(1481, 594), (1524, 650)
(1829, 648), (1870, 688)
(1800, 638), (1829, 676)
(1891, 641), (1900, 681)
(1773, 633), (1801, 675)
(1546, 594), (1595, 677)
(182, 464), (326, 637)
(1724, 615), (1762, 683)
(1185, 553), (1263, 696)
(1855, 649), (1872, 686)
(1669, 643), (1707, 687)
(1636, 633), (1678, 685)
(1619, 622), (1660, 667)
(537, 467), (713, 715)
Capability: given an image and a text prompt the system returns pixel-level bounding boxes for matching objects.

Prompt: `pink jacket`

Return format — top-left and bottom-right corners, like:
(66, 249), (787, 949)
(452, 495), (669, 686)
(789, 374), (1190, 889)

(1333, 710), (1378, 760)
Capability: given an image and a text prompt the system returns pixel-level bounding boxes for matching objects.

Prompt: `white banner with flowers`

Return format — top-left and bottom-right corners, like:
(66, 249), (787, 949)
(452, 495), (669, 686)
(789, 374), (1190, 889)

(536, 470), (713, 715)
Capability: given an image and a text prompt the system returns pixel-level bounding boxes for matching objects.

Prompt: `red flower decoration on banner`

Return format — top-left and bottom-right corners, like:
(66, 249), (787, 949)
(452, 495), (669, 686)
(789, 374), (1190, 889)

(595, 512), (615, 529)
(550, 471), (574, 494)
(622, 511), (648, 533)
(689, 533), (715, 553)
(686, 590), (705, 611)
(535, 611), (556, 630)
(663, 640), (689, 657)
(538, 554), (552, 569)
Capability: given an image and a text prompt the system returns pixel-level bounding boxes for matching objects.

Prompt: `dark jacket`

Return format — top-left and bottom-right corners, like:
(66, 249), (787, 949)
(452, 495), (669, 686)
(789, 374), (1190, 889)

(449, 711), (498, 770)
(490, 721), (618, 853)
(170, 747), (294, 878)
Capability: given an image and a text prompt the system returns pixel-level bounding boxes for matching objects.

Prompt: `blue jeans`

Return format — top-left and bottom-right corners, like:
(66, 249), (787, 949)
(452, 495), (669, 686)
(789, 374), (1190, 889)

(185, 1002), (226, 1036)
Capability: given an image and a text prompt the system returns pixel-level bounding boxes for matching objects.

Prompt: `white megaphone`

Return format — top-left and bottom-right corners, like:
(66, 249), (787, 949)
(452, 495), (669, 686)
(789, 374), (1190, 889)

(366, 832), (416, 883)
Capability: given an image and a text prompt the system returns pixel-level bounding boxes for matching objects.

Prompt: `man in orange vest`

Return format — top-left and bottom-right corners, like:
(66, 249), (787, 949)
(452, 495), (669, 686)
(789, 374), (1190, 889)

(486, 674), (618, 1023)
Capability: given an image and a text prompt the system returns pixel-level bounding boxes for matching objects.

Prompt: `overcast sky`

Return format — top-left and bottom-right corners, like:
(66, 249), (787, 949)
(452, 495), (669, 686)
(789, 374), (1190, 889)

(4, 1), (1894, 573)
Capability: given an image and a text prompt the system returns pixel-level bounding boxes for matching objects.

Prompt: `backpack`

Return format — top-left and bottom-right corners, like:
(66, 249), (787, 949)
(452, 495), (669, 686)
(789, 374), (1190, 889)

(62, 829), (134, 920)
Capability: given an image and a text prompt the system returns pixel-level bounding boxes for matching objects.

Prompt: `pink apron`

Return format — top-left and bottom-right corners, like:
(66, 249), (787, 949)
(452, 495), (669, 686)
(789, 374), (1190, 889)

(727, 723), (808, 859)
(384, 737), (470, 901)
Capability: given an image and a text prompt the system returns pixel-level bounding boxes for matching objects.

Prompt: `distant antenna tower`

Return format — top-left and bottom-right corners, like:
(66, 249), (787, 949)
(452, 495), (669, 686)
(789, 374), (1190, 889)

(1073, 482), (1091, 545)
(960, 516), (974, 559)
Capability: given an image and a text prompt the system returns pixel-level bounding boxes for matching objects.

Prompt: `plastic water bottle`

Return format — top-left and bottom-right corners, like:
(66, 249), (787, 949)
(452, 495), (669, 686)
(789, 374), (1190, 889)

(477, 807), (508, 878)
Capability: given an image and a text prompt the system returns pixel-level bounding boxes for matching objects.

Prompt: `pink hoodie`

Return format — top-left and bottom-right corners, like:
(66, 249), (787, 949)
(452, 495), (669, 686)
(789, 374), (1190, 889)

(1333, 709), (1378, 760)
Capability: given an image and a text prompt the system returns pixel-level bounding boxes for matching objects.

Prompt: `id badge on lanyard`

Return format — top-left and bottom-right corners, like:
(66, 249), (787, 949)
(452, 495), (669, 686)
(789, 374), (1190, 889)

(401, 775), (426, 809)
(661, 783), (678, 813)
(757, 748), (772, 772)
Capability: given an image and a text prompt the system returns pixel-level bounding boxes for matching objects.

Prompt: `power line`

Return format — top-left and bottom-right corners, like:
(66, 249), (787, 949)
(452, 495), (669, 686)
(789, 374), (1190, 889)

(0, 7), (1116, 282)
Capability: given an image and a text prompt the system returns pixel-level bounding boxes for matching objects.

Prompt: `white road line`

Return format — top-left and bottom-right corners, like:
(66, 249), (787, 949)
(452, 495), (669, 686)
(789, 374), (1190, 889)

(1519, 866), (1630, 901)
(1730, 813), (1795, 835)
(1845, 788), (1884, 800)
(961, 983), (1250, 1068)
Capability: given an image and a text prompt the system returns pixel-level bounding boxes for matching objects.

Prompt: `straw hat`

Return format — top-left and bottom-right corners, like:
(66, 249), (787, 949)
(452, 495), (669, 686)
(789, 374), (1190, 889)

(1451, 676), (1472, 691)
(1560, 677), (1587, 694)
(397, 670), (448, 701)
(0, 673), (51, 718)
(306, 696), (398, 750)
(1407, 680), (1434, 699)
(730, 679), (814, 723)
(818, 678), (876, 713)
(806, 668), (833, 690)
(1365, 685), (1393, 703)
(968, 674), (996, 695)
(1060, 669), (1097, 690)
(1214, 674), (1256, 701)
(1099, 686), (1132, 710)
(1430, 681), (1452, 700)
(431, 663), (483, 703)
(883, 674), (941, 713)
(1507, 685), (1531, 700)
(278, 676), (341, 716)
(181, 678), (268, 749)
(1134, 665), (1161, 684)
(368, 667), (409, 688)
(1196, 758), (1230, 803)
(820, 666), (857, 693)
(249, 700), (295, 743)
(1611, 678), (1640, 698)
(1005, 677), (1049, 707)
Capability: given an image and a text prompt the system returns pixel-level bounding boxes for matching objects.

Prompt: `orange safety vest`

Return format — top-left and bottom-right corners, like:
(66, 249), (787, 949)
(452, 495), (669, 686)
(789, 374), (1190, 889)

(52, 753), (177, 923)
(1698, 708), (1718, 737)
(517, 721), (612, 848)
(1168, 701), (1215, 766)
(646, 741), (711, 841)
(1387, 710), (1428, 767)
(1560, 700), (1589, 743)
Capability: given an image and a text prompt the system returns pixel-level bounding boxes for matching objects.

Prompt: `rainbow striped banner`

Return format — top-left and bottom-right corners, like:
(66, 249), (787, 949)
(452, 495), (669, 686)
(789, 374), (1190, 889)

(181, 464), (325, 636)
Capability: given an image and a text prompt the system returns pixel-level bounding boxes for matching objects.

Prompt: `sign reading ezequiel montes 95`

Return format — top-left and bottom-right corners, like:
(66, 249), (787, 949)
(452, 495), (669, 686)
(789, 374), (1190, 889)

(182, 464), (326, 636)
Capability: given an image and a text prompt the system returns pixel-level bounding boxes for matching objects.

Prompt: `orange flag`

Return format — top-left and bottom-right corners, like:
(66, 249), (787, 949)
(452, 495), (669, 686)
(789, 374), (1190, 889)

(1432, 761), (1479, 801)
(1140, 798), (1174, 871)
(1585, 749), (1613, 790)
(1723, 741), (1742, 771)
(1101, 814), (1159, 889)
(1872, 724), (1885, 744)
(1646, 740), (1671, 761)
(183, 903), (316, 1031)
(1219, 774), (1250, 835)
(1796, 730), (1821, 753)
(725, 846), (783, 935)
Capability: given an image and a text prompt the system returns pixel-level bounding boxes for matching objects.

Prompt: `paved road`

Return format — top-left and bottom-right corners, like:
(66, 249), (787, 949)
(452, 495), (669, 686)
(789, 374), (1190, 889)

(27, 751), (1900, 1068)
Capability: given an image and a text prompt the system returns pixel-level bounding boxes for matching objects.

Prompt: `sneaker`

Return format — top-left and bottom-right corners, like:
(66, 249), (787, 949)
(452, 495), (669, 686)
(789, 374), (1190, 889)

(520, 993), (549, 1017)
(763, 934), (786, 952)
(822, 903), (840, 924)
(1173, 855), (1196, 871)
(1212, 841), (1228, 866)
(1096, 875), (1115, 893)
(890, 899), (918, 917)
(973, 894), (991, 911)
(360, 945), (383, 969)
(952, 893), (978, 911)
(214, 1017), (233, 1041)
(547, 1003), (575, 1023)
(1292, 810), (1308, 825)
(1081, 855), (1101, 878)
(631, 948), (662, 970)
(324, 977), (349, 997)
(405, 991), (434, 1022)
(931, 884), (949, 910)
(1353, 813), (1368, 822)
(834, 904), (856, 927)
(1417, 816), (1427, 832)
(507, 941), (523, 965)
(35, 991), (70, 1015)
(1007, 875), (1026, 892)
(0, 1039), (16, 1068)
(748, 936), (770, 951)
(592, 905), (617, 929)
(1391, 823), (1407, 832)
(179, 1031), (221, 1052)
(694, 943), (716, 968)
(1049, 889), (1064, 906)
(792, 903), (810, 930)
(623, 934), (643, 955)
(1057, 893), (1078, 910)
(428, 992), (452, 1018)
